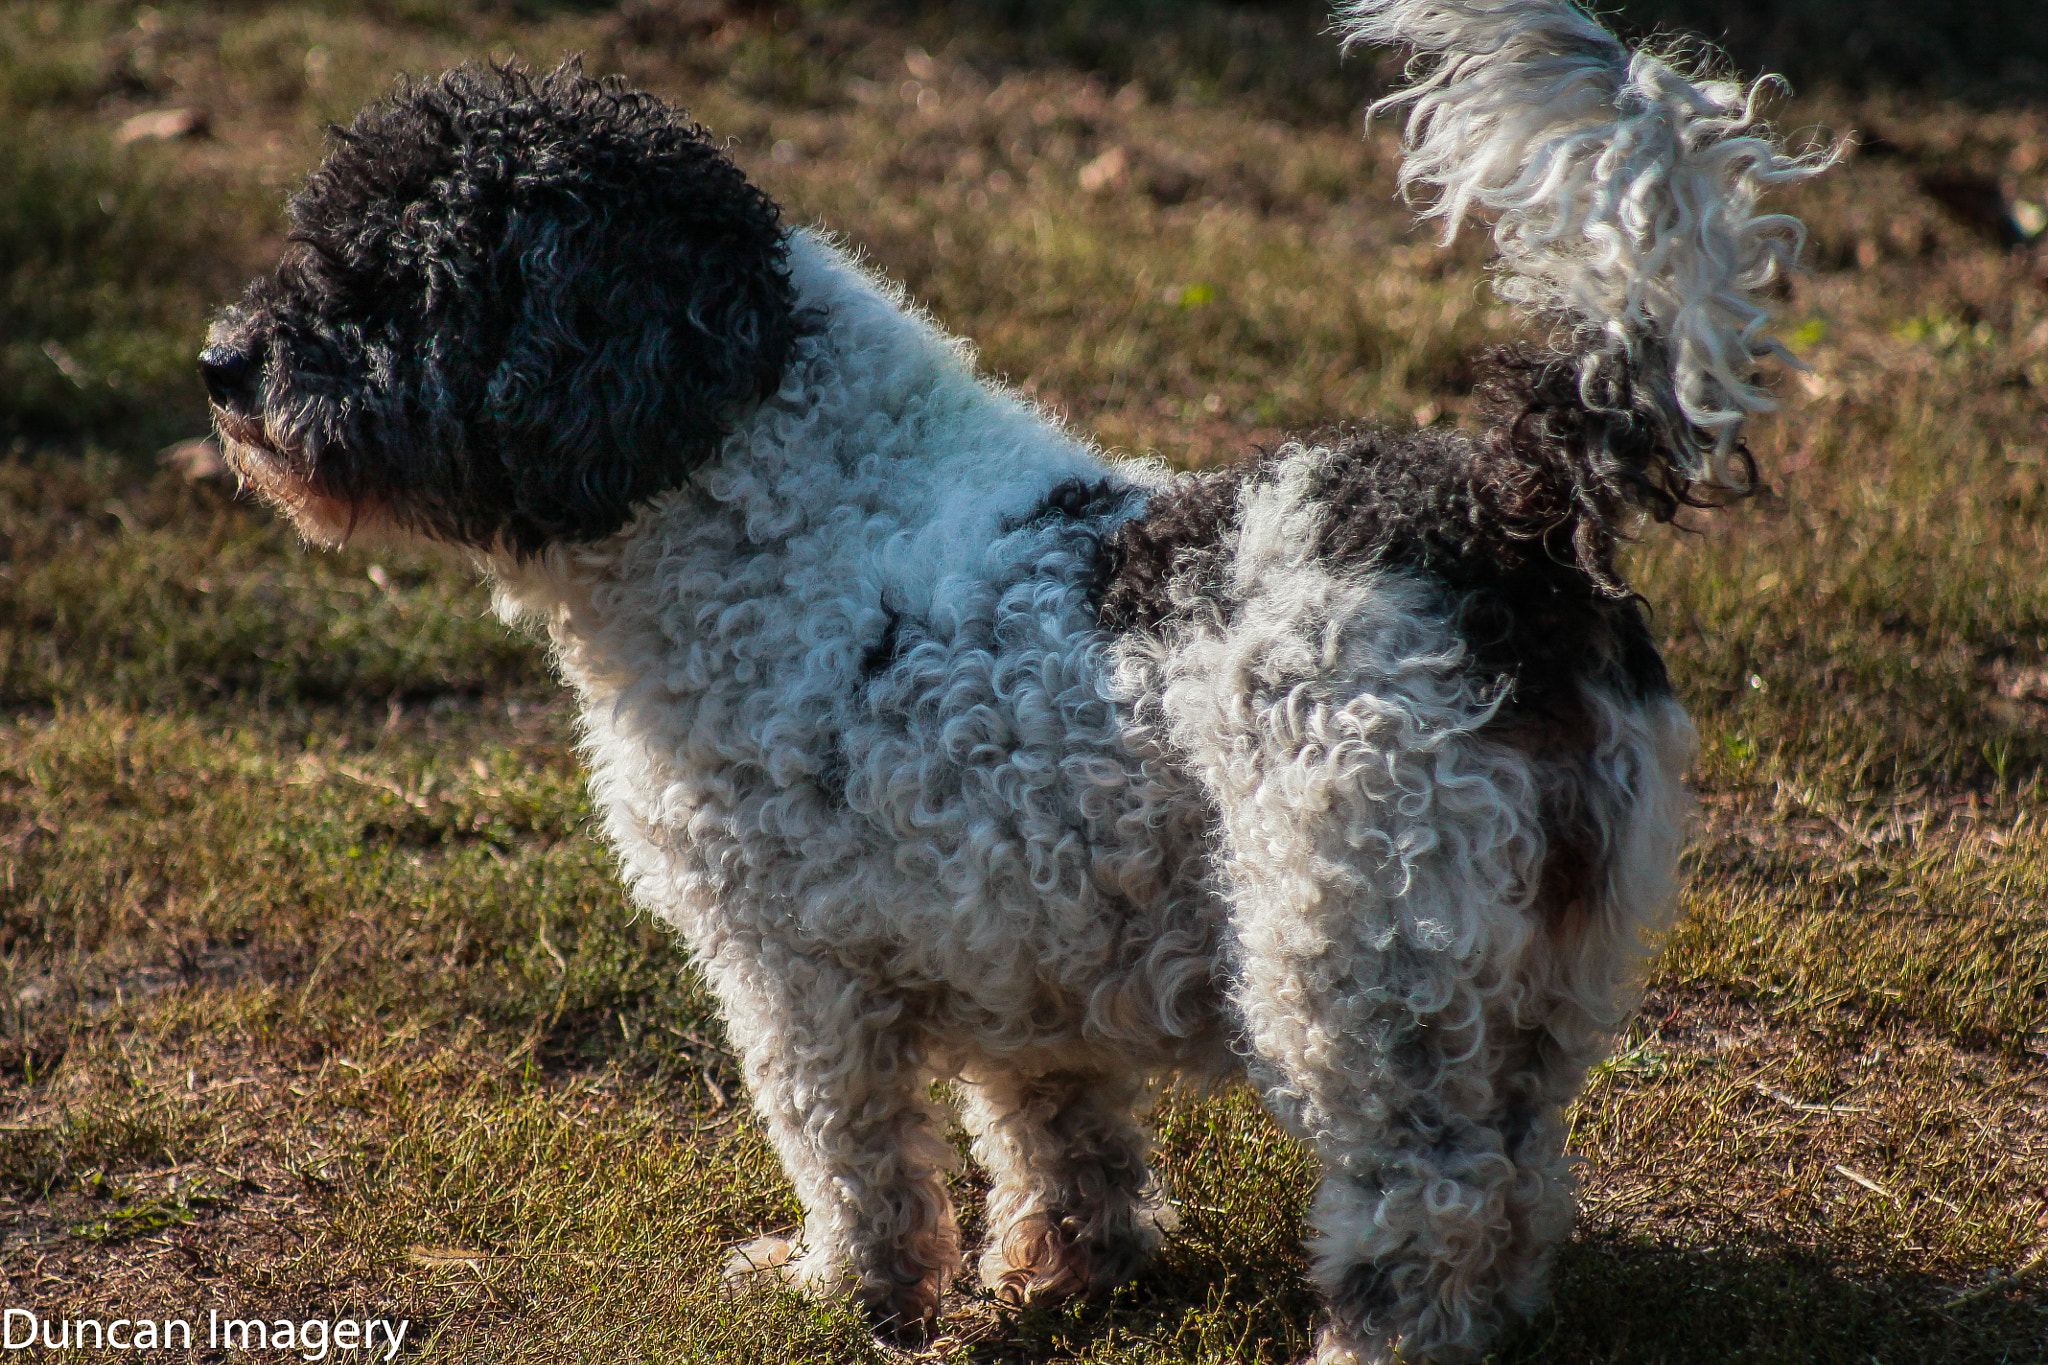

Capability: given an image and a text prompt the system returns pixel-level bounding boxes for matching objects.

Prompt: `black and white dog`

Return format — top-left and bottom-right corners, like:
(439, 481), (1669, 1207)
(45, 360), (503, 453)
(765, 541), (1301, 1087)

(200, 2), (1825, 1358)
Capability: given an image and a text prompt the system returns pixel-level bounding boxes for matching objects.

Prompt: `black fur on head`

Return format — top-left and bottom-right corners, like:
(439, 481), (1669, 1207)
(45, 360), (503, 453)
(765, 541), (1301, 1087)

(203, 59), (799, 554)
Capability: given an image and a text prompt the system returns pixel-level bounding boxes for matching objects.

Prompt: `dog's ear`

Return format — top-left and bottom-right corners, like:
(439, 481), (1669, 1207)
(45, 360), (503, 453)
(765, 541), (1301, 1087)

(461, 63), (798, 550)
(254, 60), (800, 554)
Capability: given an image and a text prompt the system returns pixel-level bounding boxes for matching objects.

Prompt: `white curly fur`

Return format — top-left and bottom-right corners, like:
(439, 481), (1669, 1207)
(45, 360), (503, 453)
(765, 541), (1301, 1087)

(484, 232), (1695, 1361)
(491, 235), (1219, 1327)
(1340, 0), (1835, 476)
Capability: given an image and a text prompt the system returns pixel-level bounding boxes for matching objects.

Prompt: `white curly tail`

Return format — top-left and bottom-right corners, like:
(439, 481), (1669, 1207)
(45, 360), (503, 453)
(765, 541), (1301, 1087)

(1340, 0), (1835, 486)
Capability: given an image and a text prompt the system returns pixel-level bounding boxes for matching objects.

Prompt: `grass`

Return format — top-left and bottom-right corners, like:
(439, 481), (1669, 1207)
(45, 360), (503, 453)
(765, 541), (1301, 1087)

(2, 1), (2046, 1361)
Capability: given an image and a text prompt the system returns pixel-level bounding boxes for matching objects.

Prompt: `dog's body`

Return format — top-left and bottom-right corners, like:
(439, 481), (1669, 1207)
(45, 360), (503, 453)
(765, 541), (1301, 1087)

(491, 237), (1695, 1343)
(202, 3), (1825, 1358)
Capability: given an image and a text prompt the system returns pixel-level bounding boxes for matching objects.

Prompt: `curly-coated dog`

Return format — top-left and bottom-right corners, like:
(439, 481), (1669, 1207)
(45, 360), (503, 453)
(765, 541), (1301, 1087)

(200, 2), (1827, 1358)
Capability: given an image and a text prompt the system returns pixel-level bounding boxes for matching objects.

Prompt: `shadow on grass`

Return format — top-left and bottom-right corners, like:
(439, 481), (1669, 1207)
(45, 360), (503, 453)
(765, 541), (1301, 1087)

(948, 1223), (2043, 1364)
(1513, 1227), (2047, 1363)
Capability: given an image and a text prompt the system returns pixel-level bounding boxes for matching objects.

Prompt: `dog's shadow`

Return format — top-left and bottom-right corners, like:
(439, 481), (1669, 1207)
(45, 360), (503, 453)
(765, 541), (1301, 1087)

(1510, 1229), (2043, 1364)
(953, 1228), (2043, 1364)
(939, 1086), (2042, 1365)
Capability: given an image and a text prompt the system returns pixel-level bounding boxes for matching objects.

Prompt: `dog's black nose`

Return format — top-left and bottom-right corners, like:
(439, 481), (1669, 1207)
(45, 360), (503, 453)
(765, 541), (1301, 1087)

(199, 343), (257, 410)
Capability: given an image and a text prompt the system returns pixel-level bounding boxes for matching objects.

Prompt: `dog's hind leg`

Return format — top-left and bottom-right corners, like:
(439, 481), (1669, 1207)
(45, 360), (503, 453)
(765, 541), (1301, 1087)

(960, 1068), (1170, 1306)
(714, 954), (961, 1340)
(1164, 701), (1547, 1358)
(1184, 678), (1689, 1363)
(1137, 554), (1679, 1359)
(1463, 689), (1696, 1335)
(1232, 886), (1552, 1365)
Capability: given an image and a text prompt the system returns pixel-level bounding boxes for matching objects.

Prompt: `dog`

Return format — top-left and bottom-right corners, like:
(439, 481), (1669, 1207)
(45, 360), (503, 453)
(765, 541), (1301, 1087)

(199, 2), (1826, 1359)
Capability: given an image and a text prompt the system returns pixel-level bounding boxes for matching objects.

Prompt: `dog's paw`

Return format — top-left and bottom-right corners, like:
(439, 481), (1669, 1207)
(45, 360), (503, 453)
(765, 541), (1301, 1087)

(719, 1234), (799, 1293)
(983, 1212), (1153, 1308)
(984, 1220), (1073, 1307)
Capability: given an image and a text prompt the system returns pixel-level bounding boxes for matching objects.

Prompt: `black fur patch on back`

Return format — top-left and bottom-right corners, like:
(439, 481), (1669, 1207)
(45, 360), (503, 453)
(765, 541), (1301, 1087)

(1094, 462), (1269, 634)
(1302, 427), (1667, 713)
(1008, 477), (1135, 532)
(1094, 347), (1698, 930)
(1094, 376), (1678, 932)
(1094, 348), (1672, 713)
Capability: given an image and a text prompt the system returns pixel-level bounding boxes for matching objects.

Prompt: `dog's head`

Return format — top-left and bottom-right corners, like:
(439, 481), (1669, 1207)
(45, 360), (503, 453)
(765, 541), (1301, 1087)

(202, 60), (798, 554)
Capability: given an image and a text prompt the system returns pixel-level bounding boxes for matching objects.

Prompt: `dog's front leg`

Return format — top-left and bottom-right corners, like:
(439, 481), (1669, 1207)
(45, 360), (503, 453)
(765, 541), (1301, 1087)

(960, 1067), (1170, 1306)
(714, 951), (961, 1341)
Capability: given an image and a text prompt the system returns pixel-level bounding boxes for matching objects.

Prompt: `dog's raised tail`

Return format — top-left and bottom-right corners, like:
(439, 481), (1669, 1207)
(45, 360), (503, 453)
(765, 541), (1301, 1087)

(1340, 0), (1834, 515)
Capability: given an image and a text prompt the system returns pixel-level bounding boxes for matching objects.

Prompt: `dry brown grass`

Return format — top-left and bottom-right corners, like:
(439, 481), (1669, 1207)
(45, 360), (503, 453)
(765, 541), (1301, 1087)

(3, 2), (2047, 1361)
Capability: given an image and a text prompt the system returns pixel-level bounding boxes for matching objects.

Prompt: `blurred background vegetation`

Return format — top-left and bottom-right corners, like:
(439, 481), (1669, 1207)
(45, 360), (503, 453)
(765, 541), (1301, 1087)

(881, 0), (2048, 101)
(6, 0), (2047, 454)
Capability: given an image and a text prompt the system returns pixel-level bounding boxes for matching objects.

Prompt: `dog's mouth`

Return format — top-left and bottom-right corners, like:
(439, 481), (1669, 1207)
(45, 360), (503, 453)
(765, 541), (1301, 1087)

(211, 408), (284, 464)
(210, 406), (392, 548)
(210, 406), (312, 503)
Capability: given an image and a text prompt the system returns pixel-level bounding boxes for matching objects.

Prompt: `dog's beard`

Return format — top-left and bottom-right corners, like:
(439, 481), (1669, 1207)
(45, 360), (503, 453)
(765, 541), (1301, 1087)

(213, 411), (399, 550)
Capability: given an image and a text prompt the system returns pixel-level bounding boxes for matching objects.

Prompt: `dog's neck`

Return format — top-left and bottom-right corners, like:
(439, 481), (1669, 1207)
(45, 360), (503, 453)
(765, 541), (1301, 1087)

(484, 230), (1139, 694)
